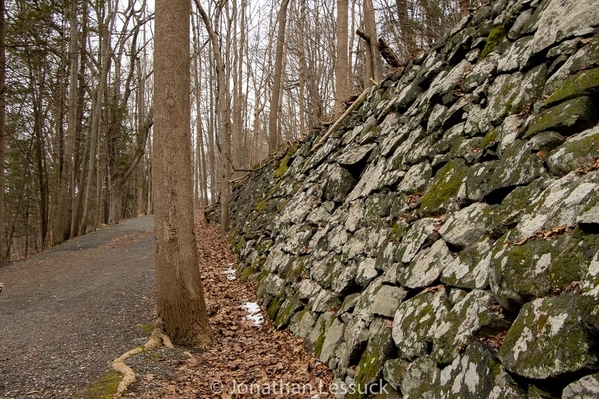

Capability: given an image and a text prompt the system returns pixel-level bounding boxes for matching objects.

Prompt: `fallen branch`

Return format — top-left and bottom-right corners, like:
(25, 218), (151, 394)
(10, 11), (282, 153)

(229, 173), (250, 185)
(311, 86), (371, 152)
(111, 322), (174, 397)
(378, 38), (402, 68)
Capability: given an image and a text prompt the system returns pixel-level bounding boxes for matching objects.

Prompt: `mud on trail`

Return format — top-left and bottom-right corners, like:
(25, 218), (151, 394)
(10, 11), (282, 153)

(0, 216), (157, 398)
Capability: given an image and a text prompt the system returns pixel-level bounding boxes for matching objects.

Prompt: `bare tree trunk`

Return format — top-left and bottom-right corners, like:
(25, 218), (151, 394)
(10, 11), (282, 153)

(194, 0), (231, 233)
(81, 5), (115, 234)
(154, 0), (213, 347)
(192, 32), (208, 209)
(232, 0), (246, 174)
(268, 0), (290, 153)
(459, 0), (470, 18)
(360, 0), (382, 86)
(297, 0), (307, 134)
(136, 58), (146, 216)
(395, 0), (416, 56)
(0, 0), (5, 260)
(53, 1), (79, 246)
(71, 1), (89, 239)
(335, 0), (349, 114)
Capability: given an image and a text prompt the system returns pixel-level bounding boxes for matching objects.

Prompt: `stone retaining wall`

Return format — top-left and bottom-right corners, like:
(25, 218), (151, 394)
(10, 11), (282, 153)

(229, 0), (599, 396)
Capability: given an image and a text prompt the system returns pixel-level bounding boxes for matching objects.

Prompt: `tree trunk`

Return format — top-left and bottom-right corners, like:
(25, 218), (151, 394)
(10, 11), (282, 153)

(81, 6), (114, 234)
(361, 0), (382, 86)
(297, 0), (307, 135)
(194, 0), (231, 234)
(395, 0), (416, 56)
(0, 0), (5, 260)
(53, 1), (79, 246)
(154, 0), (213, 348)
(459, 0), (470, 18)
(268, 0), (290, 153)
(335, 0), (349, 114)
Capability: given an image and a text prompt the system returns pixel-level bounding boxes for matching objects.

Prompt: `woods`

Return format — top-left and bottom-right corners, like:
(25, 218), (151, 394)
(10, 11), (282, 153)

(0, 0), (470, 259)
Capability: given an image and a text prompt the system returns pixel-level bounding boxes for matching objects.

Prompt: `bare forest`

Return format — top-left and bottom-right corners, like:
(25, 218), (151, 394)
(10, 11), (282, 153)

(0, 0), (472, 260)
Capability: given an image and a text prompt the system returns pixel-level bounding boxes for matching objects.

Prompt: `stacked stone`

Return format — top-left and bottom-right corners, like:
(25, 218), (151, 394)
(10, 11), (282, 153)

(229, 0), (599, 397)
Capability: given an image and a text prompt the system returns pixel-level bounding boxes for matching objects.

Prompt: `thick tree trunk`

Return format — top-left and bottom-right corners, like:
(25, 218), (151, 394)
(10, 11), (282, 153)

(53, 1), (79, 246)
(81, 5), (115, 234)
(154, 0), (213, 348)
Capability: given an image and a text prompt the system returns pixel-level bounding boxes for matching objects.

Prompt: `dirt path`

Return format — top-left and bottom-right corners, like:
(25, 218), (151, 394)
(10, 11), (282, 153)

(0, 217), (157, 398)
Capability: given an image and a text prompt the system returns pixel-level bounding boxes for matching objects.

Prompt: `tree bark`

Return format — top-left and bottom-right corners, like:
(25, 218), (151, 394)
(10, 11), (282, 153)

(194, 0), (231, 234)
(335, 0), (349, 114)
(459, 0), (470, 18)
(361, 0), (382, 86)
(395, 0), (416, 56)
(154, 0), (213, 348)
(268, 0), (290, 153)
(53, 1), (79, 246)
(0, 0), (5, 260)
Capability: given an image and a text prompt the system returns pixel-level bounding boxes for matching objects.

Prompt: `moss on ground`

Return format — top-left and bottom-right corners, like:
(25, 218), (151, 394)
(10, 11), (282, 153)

(81, 369), (122, 399)
(139, 323), (155, 337)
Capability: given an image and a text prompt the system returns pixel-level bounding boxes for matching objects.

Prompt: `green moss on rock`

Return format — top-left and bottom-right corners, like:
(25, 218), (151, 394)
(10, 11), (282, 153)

(239, 264), (259, 281)
(480, 25), (505, 59)
(525, 96), (598, 138)
(420, 159), (468, 216)
(481, 129), (498, 148)
(499, 293), (598, 379)
(274, 293), (302, 329)
(545, 67), (599, 107)
(254, 199), (268, 212)
(490, 234), (591, 310)
(275, 156), (289, 178)
(388, 220), (409, 242)
(350, 319), (394, 399)
(266, 293), (285, 320)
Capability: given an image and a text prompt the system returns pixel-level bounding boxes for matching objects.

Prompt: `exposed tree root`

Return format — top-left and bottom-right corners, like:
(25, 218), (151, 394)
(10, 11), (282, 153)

(110, 322), (173, 397)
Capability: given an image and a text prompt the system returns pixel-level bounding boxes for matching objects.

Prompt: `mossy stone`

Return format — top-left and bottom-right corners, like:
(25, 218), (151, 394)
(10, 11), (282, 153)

(525, 96), (599, 138)
(350, 318), (394, 399)
(420, 159), (468, 216)
(490, 234), (592, 310)
(274, 293), (302, 329)
(499, 293), (598, 379)
(266, 292), (285, 320)
(388, 220), (409, 242)
(275, 156), (290, 178)
(480, 25), (505, 59)
(546, 126), (599, 176)
(545, 67), (599, 107)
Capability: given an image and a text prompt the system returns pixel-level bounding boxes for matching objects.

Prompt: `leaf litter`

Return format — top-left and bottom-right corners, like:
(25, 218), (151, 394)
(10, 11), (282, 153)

(134, 218), (334, 398)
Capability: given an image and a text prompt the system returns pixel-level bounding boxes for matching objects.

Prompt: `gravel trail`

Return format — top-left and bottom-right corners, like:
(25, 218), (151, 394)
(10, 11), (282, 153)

(0, 216), (156, 398)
